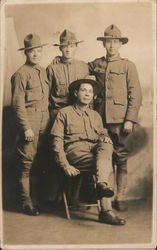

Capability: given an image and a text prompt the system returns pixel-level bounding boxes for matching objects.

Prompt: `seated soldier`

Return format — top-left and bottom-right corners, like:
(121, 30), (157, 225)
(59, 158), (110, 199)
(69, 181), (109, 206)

(50, 78), (126, 225)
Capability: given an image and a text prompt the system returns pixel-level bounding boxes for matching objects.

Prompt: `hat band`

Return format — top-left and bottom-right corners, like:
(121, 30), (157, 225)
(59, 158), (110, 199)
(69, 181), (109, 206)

(60, 40), (77, 45)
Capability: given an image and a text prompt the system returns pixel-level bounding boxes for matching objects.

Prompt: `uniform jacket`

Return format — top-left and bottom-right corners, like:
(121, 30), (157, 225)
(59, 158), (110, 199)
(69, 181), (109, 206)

(11, 62), (50, 131)
(88, 55), (142, 124)
(51, 105), (108, 169)
(46, 59), (89, 110)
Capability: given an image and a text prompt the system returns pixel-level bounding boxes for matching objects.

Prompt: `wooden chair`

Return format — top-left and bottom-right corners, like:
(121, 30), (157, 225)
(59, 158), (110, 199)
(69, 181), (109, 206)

(61, 168), (100, 219)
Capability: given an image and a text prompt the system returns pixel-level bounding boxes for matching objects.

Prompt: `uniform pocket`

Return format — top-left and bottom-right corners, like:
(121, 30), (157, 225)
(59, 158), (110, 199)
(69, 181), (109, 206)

(26, 90), (43, 102)
(110, 65), (126, 75)
(66, 124), (84, 134)
(113, 98), (126, 106)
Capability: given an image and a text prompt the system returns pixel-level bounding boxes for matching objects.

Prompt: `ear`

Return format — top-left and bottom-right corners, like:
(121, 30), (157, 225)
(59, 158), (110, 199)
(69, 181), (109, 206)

(74, 90), (78, 97)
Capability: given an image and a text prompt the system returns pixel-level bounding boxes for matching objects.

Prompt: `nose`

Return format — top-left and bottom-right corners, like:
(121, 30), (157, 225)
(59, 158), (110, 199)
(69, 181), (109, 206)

(85, 91), (90, 96)
(33, 51), (38, 56)
(66, 46), (70, 51)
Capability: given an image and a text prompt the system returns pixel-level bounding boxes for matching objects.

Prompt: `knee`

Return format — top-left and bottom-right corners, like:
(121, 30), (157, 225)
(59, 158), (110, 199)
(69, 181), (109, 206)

(97, 142), (113, 158)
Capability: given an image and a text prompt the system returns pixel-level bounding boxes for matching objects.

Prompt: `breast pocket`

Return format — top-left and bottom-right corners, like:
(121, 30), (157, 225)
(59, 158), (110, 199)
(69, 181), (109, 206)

(109, 67), (126, 87)
(25, 89), (43, 102)
(113, 98), (127, 106)
(26, 79), (40, 90)
(66, 124), (84, 135)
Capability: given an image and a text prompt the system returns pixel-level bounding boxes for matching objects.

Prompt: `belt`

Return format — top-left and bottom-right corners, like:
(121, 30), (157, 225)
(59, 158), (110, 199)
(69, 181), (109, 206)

(27, 107), (48, 112)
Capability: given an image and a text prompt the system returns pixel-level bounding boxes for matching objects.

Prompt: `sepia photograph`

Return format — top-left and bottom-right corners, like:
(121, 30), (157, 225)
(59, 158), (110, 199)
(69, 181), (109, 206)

(0, 0), (156, 249)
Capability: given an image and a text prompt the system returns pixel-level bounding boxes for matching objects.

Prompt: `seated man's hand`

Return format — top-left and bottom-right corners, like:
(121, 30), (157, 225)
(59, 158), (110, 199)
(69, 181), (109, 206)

(123, 121), (134, 134)
(103, 136), (113, 144)
(53, 56), (61, 65)
(24, 129), (34, 142)
(98, 136), (113, 144)
(64, 165), (80, 177)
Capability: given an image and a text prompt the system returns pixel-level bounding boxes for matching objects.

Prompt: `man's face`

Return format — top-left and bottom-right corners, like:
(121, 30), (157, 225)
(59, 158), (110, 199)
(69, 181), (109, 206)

(25, 47), (42, 65)
(60, 44), (77, 60)
(75, 83), (94, 105)
(103, 38), (122, 57)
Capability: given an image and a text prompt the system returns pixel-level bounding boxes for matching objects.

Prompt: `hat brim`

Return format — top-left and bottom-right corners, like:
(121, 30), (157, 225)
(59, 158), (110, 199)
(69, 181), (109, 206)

(97, 36), (128, 44)
(69, 79), (102, 96)
(53, 41), (84, 46)
(18, 43), (48, 51)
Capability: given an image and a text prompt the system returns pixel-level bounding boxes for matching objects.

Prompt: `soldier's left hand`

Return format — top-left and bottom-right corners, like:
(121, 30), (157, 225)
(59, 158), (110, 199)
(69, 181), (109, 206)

(123, 121), (133, 134)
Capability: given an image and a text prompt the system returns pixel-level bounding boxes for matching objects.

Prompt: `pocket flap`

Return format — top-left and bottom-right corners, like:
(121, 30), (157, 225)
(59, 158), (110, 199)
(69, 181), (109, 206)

(110, 65), (126, 74)
(113, 98), (125, 105)
(67, 124), (83, 134)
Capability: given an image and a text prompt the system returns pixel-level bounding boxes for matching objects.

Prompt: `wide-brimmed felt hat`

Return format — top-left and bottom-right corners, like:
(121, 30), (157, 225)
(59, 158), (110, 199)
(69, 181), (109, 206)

(97, 24), (128, 45)
(69, 79), (102, 96)
(18, 33), (48, 51)
(53, 29), (84, 46)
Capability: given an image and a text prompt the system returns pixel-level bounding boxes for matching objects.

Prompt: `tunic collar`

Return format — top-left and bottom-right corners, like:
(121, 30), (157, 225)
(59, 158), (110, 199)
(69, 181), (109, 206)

(73, 104), (90, 116)
(60, 57), (75, 64)
(25, 61), (41, 71)
(106, 53), (121, 62)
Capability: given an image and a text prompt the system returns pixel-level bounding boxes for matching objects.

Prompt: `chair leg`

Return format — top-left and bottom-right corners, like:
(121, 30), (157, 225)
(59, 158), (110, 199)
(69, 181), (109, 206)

(92, 174), (101, 213)
(63, 191), (71, 219)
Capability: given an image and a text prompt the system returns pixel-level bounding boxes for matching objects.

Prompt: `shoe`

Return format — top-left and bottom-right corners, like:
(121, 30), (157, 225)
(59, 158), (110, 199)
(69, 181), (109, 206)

(97, 183), (114, 199)
(99, 211), (126, 225)
(23, 205), (40, 216)
(112, 200), (128, 211)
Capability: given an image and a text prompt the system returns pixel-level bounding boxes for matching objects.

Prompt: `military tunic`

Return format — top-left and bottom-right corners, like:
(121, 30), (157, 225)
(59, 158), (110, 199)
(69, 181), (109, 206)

(88, 55), (142, 124)
(46, 59), (89, 118)
(88, 54), (142, 162)
(11, 62), (50, 207)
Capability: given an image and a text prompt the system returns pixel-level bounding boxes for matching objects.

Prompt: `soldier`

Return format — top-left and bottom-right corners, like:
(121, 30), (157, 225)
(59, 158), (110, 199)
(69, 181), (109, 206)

(46, 29), (89, 122)
(50, 78), (126, 225)
(88, 24), (142, 211)
(11, 34), (50, 215)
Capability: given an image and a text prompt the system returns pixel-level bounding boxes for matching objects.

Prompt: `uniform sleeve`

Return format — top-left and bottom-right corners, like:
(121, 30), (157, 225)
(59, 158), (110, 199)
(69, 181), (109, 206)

(50, 111), (70, 170)
(125, 62), (142, 122)
(95, 112), (109, 137)
(80, 61), (89, 77)
(11, 72), (31, 131)
(46, 63), (53, 90)
(88, 60), (96, 75)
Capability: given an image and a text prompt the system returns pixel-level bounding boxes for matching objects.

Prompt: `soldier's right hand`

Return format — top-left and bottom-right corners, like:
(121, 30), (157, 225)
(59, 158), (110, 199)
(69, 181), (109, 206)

(52, 56), (61, 65)
(24, 129), (34, 142)
(64, 165), (80, 177)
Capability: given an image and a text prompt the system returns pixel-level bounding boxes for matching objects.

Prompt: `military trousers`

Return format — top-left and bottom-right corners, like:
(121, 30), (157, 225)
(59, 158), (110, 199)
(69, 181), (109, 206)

(107, 123), (130, 201)
(17, 109), (50, 208)
(65, 141), (113, 184)
(65, 141), (113, 211)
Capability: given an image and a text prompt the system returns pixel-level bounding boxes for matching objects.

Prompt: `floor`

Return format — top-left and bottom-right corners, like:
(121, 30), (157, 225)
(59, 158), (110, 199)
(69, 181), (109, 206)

(1, 198), (153, 249)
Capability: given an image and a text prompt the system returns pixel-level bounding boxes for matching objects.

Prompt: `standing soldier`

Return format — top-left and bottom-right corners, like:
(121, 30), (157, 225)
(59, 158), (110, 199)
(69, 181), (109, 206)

(88, 24), (142, 211)
(11, 34), (50, 215)
(46, 29), (89, 122)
